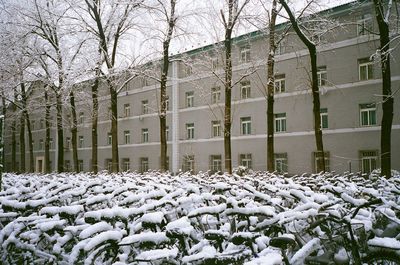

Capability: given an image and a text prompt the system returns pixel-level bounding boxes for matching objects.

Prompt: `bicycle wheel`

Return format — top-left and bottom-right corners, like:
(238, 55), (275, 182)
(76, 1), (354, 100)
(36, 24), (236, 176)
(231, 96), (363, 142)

(363, 250), (400, 265)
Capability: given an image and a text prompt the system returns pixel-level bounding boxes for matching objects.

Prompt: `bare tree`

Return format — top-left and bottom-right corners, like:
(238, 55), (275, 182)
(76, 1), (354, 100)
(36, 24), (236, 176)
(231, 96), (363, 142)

(221, 0), (250, 174)
(79, 0), (142, 172)
(279, 0), (325, 172)
(372, 0), (397, 178)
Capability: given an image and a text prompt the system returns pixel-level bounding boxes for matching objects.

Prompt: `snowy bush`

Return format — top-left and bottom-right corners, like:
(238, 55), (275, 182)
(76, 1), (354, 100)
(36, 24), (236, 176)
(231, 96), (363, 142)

(0, 171), (399, 264)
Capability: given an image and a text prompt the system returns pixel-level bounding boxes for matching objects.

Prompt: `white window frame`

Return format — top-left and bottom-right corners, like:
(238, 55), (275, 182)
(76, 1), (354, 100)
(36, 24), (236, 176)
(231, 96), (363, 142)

(78, 160), (84, 172)
(142, 128), (149, 143)
(317, 66), (327, 87)
(66, 137), (71, 149)
(211, 87), (221, 104)
(275, 75), (286, 93)
(124, 130), (131, 144)
(240, 81), (251, 99)
(274, 153), (288, 173)
(186, 91), (194, 107)
(78, 136), (84, 148)
(240, 45), (251, 63)
(183, 155), (195, 172)
(142, 100), (149, 114)
(240, 117), (252, 135)
(275, 113), (286, 133)
(314, 151), (330, 173)
(122, 158), (130, 172)
(140, 157), (149, 172)
(107, 132), (112, 145)
(212, 120), (221, 137)
(360, 150), (378, 174)
(79, 112), (84, 124)
(240, 153), (252, 169)
(186, 123), (195, 139)
(360, 104), (376, 126)
(359, 58), (373, 81)
(210, 155), (222, 172)
(320, 108), (328, 129)
(357, 13), (373, 36)
(123, 103), (130, 117)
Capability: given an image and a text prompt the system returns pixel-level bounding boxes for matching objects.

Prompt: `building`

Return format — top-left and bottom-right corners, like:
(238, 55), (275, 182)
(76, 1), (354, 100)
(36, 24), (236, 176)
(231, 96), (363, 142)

(3, 1), (400, 174)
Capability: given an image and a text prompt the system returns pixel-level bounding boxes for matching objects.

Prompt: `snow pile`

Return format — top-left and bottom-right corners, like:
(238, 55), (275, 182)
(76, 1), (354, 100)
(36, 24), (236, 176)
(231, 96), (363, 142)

(0, 171), (399, 264)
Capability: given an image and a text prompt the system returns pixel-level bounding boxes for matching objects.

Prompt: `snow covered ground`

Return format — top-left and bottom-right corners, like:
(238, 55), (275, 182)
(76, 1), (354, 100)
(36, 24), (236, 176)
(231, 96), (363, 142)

(0, 170), (399, 264)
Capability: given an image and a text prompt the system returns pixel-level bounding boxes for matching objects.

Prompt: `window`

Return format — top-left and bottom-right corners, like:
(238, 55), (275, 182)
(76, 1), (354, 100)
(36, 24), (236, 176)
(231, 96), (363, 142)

(240, 117), (252, 135)
(357, 13), (373, 36)
(360, 103), (376, 126)
(123, 103), (131, 117)
(140, 157), (149, 173)
(212, 120), (221, 137)
(107, 132), (112, 145)
(39, 139), (44, 150)
(78, 136), (84, 148)
(166, 126), (169, 141)
(210, 155), (222, 172)
(183, 155), (195, 172)
(276, 41), (286, 55)
(122, 158), (130, 172)
(79, 112), (84, 124)
(275, 113), (286, 133)
(65, 160), (71, 172)
(66, 137), (71, 149)
(108, 107), (113, 120)
(320, 108), (328, 129)
(359, 58), (373, 80)
(186, 123), (194, 139)
(142, 128), (149, 143)
(360, 150), (378, 174)
(165, 98), (170, 111)
(275, 74), (286, 93)
(186, 91), (194, 107)
(240, 81), (251, 99)
(141, 77), (149, 87)
(313, 151), (330, 173)
(124, 130), (131, 144)
(185, 65), (193, 76)
(275, 153), (288, 173)
(239, 154), (252, 169)
(31, 120), (35, 130)
(211, 57), (219, 70)
(317, 66), (327, 86)
(211, 87), (221, 104)
(78, 160), (84, 172)
(142, 100), (149, 114)
(105, 159), (112, 172)
(40, 119), (44, 129)
(240, 45), (251, 63)
(49, 138), (54, 149)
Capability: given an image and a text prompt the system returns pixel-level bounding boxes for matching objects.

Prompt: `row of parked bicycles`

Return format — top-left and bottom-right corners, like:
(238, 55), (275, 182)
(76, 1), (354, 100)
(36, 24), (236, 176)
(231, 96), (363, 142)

(0, 170), (399, 264)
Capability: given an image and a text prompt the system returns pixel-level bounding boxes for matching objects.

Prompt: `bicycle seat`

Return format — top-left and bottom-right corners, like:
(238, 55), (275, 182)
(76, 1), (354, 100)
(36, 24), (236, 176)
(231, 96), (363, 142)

(269, 236), (296, 250)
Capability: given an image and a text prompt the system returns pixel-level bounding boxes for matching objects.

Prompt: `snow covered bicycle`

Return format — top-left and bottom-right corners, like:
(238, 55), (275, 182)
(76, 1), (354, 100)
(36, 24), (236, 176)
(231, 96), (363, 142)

(304, 198), (400, 265)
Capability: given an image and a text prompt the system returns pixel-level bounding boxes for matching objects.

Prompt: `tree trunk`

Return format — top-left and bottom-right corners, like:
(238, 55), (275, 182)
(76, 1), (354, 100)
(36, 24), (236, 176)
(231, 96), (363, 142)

(224, 27), (233, 174)
(1, 93), (6, 178)
(54, 93), (64, 172)
(159, 0), (176, 172)
(70, 90), (79, 172)
(91, 75), (99, 173)
(279, 0), (325, 172)
(373, 0), (393, 178)
(26, 114), (34, 173)
(19, 108), (25, 173)
(110, 85), (119, 172)
(44, 89), (51, 173)
(267, 0), (278, 172)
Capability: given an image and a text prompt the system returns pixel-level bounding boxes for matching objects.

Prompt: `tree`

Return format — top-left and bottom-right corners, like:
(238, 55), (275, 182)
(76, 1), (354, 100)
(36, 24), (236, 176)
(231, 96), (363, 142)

(79, 0), (142, 172)
(266, 0), (278, 172)
(221, 0), (250, 174)
(279, 0), (325, 172)
(372, 0), (396, 178)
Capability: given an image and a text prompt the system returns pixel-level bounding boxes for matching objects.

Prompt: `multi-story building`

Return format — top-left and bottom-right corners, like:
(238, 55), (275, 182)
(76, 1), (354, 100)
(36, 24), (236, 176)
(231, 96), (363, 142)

(3, 1), (400, 174)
